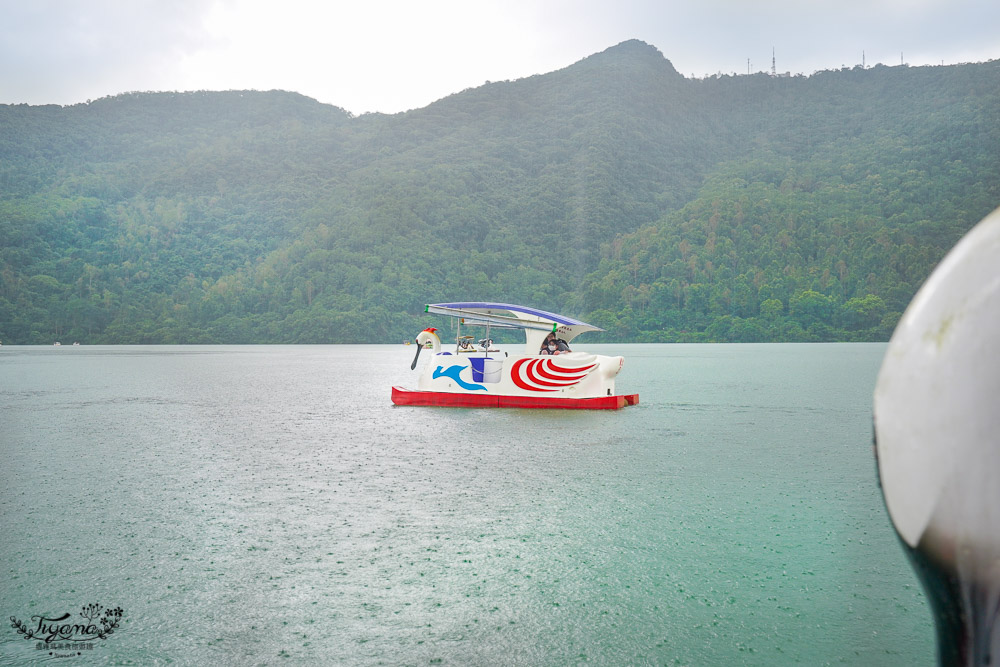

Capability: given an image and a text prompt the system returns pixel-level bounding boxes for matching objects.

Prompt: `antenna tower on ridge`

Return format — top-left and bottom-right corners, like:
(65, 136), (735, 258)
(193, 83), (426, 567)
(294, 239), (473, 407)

(771, 48), (776, 76)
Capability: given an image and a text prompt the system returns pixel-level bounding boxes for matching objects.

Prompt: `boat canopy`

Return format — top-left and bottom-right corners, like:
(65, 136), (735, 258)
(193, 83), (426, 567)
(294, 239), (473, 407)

(425, 302), (603, 352)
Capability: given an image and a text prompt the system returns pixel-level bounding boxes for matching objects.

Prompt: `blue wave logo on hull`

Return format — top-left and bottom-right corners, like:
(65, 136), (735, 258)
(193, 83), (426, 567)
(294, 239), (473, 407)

(433, 365), (487, 391)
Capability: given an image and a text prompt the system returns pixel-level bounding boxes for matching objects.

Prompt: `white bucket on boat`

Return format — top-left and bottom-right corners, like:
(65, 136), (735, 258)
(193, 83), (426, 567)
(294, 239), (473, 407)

(482, 358), (503, 383)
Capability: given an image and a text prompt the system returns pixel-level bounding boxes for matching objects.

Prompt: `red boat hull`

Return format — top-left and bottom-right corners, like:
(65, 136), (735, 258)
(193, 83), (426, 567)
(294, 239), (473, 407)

(391, 386), (639, 410)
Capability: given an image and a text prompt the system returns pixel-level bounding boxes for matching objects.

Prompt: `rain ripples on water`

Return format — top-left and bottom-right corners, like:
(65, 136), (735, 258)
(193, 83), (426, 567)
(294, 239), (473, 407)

(0, 343), (931, 665)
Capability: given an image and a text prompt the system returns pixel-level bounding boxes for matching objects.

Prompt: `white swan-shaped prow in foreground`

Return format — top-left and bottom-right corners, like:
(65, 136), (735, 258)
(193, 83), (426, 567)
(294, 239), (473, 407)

(874, 205), (1000, 665)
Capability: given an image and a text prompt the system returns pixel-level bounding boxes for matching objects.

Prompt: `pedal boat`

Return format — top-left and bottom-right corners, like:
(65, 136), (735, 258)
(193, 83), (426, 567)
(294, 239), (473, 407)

(391, 302), (639, 409)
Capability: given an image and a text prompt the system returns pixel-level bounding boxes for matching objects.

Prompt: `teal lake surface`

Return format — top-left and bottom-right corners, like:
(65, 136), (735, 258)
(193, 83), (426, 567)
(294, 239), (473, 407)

(1, 344), (933, 665)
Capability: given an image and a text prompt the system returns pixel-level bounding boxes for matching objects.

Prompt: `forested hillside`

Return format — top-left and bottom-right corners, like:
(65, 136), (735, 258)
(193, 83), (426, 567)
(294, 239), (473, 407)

(2, 40), (998, 344)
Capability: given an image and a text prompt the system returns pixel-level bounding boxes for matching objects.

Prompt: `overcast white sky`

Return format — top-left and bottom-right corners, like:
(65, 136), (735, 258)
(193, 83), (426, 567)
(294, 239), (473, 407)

(2, 0), (998, 114)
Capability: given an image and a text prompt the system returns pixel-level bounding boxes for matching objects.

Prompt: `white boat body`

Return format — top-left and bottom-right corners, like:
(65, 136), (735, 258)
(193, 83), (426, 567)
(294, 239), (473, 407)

(392, 302), (638, 409)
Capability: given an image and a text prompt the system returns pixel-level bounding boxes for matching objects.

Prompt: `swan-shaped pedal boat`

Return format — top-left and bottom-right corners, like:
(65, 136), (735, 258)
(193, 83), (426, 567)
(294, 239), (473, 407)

(391, 302), (639, 409)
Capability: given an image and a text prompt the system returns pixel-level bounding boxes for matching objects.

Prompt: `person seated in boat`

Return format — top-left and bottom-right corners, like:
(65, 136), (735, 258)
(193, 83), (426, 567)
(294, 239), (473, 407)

(539, 332), (571, 355)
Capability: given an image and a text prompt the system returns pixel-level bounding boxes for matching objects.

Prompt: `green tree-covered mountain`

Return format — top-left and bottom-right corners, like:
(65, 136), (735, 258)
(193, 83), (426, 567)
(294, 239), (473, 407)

(2, 40), (998, 343)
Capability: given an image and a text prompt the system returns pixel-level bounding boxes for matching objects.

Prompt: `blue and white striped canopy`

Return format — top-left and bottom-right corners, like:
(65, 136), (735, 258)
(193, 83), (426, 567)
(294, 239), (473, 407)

(425, 302), (603, 343)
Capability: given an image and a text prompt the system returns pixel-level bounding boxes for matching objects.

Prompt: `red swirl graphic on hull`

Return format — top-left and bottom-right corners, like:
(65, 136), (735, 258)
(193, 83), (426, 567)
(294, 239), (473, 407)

(511, 358), (597, 392)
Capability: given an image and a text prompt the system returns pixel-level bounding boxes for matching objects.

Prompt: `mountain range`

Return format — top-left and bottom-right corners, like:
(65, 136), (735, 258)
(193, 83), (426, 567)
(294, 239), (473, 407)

(1, 39), (998, 344)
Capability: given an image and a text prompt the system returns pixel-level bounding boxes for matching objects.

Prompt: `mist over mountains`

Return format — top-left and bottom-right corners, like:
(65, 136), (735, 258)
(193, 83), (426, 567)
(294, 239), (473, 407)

(2, 40), (998, 343)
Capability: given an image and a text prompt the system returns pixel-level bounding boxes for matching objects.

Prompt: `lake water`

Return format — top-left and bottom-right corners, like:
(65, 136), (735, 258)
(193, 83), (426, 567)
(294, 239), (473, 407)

(1, 343), (933, 665)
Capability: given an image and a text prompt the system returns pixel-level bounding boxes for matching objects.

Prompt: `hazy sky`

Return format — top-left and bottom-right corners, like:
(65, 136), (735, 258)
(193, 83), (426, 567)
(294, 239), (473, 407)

(2, 0), (998, 114)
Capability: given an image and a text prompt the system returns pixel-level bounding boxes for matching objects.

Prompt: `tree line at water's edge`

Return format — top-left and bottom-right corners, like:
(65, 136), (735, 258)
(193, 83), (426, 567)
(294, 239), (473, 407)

(2, 40), (998, 344)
